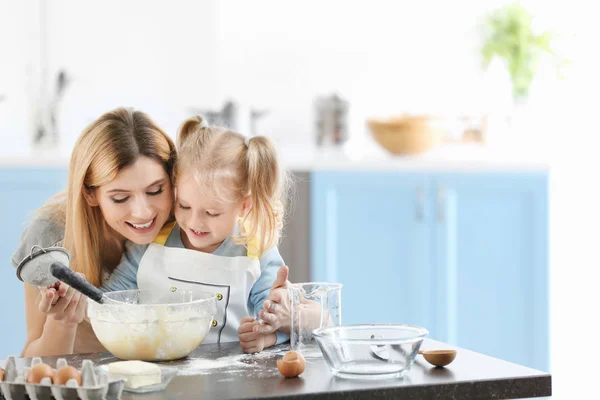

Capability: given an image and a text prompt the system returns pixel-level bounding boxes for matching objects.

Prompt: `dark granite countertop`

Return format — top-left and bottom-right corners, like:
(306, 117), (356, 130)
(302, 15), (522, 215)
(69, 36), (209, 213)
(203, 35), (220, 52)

(1, 339), (551, 400)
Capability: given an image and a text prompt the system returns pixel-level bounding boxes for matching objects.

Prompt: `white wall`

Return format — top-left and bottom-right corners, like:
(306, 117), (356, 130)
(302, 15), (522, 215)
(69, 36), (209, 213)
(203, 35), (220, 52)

(214, 0), (507, 148)
(2, 0), (513, 154)
(536, 3), (600, 399)
(1, 0), (220, 157)
(0, 1), (34, 153)
(46, 0), (220, 153)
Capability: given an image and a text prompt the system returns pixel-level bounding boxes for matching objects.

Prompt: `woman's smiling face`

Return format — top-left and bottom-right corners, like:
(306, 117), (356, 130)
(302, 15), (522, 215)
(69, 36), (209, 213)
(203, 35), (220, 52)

(87, 156), (173, 243)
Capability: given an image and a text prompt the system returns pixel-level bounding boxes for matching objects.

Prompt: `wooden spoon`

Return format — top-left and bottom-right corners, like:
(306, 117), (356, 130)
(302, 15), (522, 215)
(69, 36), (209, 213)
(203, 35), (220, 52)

(418, 349), (457, 367)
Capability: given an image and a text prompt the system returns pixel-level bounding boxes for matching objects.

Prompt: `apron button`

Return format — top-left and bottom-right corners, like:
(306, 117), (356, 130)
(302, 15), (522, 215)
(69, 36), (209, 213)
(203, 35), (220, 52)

(212, 320), (218, 327)
(216, 293), (223, 301)
(170, 286), (177, 292)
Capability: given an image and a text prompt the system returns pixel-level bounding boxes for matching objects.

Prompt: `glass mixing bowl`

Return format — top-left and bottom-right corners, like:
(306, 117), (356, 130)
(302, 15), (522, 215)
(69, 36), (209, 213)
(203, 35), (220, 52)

(313, 324), (428, 379)
(88, 289), (217, 361)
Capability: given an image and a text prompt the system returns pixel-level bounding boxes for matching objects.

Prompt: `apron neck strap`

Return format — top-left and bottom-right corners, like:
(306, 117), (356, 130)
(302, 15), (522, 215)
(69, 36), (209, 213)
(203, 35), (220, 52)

(154, 221), (177, 245)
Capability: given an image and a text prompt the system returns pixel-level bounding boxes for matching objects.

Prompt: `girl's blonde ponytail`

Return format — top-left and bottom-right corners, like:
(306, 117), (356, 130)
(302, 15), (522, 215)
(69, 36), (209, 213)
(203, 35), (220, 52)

(177, 116), (206, 149)
(244, 136), (283, 256)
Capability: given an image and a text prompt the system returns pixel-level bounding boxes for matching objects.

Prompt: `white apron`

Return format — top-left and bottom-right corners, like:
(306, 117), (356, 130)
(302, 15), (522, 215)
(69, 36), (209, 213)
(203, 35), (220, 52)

(137, 228), (261, 344)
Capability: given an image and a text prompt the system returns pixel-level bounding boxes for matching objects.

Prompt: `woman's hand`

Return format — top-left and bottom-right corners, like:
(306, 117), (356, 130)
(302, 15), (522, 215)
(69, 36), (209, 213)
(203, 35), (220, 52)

(38, 275), (87, 325)
(38, 281), (65, 312)
(22, 274), (88, 357)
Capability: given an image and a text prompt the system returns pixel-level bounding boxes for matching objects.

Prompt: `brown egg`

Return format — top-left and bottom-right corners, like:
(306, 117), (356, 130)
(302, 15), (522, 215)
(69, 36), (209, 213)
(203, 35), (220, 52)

(54, 366), (82, 386)
(0, 366), (4, 382)
(26, 363), (55, 384)
(277, 350), (306, 378)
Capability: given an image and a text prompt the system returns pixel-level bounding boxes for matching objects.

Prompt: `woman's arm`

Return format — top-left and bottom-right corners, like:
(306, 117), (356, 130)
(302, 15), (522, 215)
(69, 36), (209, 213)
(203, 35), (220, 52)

(21, 282), (87, 357)
(13, 217), (88, 357)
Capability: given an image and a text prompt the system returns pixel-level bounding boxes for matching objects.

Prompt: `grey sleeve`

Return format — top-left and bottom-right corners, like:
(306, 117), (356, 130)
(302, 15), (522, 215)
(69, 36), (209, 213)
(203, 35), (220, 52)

(10, 218), (65, 268)
(100, 242), (148, 292)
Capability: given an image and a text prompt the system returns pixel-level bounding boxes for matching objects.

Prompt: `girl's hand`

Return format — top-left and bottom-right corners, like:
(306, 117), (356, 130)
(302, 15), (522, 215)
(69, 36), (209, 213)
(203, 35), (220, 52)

(256, 266), (291, 334)
(238, 317), (276, 353)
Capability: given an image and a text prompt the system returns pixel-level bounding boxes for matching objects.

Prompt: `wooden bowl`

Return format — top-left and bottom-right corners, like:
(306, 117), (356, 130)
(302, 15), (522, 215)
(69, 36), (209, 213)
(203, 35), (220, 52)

(367, 116), (444, 155)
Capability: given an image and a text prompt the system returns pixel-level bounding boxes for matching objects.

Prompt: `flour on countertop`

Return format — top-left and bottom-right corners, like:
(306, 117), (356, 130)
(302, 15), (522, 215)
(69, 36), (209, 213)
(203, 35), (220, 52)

(176, 355), (244, 376)
(174, 347), (288, 376)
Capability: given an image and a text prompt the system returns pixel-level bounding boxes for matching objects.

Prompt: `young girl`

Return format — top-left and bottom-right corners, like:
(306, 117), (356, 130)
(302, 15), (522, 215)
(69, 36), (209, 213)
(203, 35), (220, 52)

(102, 116), (290, 353)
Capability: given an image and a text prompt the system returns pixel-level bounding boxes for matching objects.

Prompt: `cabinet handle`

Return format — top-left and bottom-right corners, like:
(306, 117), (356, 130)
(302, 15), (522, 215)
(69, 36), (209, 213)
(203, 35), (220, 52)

(437, 186), (446, 222)
(416, 186), (424, 221)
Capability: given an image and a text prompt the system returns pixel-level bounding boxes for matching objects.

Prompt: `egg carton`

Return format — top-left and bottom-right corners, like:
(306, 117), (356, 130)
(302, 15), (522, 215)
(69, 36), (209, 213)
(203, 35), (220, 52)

(0, 356), (125, 400)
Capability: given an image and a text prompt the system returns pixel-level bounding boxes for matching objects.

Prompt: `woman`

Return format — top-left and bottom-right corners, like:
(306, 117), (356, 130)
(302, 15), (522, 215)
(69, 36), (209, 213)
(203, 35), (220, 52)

(10, 107), (177, 357)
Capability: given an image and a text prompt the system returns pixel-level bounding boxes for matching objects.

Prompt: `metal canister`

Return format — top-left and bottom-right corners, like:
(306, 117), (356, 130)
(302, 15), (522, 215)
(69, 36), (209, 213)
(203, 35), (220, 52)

(315, 94), (349, 147)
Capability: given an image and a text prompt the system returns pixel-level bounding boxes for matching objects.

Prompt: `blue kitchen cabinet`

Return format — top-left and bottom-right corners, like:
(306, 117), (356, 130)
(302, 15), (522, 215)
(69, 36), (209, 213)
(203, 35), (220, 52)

(310, 172), (437, 332)
(432, 172), (548, 371)
(0, 168), (68, 357)
(310, 171), (549, 372)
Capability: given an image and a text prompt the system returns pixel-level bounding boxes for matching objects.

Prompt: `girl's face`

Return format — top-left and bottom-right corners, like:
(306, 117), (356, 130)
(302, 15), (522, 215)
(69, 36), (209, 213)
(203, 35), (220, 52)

(85, 156), (173, 244)
(175, 171), (250, 253)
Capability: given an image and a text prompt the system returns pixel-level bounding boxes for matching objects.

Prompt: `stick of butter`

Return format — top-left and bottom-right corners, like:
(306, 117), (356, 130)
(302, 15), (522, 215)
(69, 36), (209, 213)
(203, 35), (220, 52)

(107, 361), (162, 389)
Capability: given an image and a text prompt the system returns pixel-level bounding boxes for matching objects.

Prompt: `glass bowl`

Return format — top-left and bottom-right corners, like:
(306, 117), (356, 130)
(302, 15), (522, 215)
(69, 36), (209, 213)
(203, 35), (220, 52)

(88, 289), (217, 361)
(313, 324), (428, 379)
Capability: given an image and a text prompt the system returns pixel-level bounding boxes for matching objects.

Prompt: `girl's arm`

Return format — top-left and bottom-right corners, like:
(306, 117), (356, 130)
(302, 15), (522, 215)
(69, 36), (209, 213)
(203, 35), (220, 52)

(100, 243), (148, 292)
(247, 246), (290, 345)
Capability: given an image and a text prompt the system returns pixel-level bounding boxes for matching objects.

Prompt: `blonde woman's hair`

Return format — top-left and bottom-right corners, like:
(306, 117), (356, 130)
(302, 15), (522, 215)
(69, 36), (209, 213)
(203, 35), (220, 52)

(39, 108), (177, 286)
(176, 116), (289, 257)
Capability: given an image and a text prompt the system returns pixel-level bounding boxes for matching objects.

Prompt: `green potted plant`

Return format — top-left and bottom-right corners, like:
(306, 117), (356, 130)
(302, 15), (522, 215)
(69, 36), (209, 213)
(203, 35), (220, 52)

(480, 2), (556, 103)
